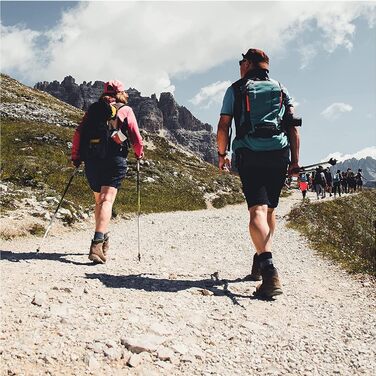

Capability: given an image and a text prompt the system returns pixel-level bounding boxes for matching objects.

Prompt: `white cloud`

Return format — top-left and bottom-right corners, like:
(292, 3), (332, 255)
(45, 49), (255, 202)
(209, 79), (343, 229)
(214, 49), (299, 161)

(189, 81), (231, 108)
(299, 44), (318, 70)
(290, 98), (300, 108)
(322, 146), (376, 162)
(1, 2), (375, 95)
(321, 102), (353, 120)
(0, 24), (41, 74)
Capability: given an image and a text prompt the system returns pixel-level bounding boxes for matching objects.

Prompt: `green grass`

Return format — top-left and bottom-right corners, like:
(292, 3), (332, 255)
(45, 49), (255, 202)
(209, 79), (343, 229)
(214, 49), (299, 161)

(287, 190), (376, 275)
(1, 119), (93, 207)
(1, 119), (243, 217)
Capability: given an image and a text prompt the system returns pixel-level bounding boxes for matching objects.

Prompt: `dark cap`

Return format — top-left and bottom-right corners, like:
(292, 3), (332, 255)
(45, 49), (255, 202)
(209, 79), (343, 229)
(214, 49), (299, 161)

(242, 48), (269, 70)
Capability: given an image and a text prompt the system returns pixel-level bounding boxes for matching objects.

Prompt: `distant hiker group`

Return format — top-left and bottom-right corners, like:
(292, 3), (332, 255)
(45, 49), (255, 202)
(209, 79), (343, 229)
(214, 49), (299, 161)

(70, 48), (302, 300)
(297, 167), (364, 200)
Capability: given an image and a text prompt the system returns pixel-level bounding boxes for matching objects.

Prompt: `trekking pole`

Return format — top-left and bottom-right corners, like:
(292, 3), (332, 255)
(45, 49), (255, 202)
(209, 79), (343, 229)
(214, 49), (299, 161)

(136, 159), (141, 262)
(36, 168), (79, 253)
(292, 158), (337, 174)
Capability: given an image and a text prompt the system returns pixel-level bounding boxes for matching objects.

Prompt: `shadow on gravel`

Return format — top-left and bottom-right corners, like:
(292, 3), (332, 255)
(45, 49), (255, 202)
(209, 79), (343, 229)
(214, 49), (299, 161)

(85, 272), (259, 307)
(0, 250), (93, 266)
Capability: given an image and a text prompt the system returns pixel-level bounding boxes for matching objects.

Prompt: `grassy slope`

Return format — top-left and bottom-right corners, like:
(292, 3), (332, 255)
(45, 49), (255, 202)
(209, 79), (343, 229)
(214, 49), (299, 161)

(287, 191), (376, 275)
(1, 118), (244, 215)
(1, 74), (82, 123)
(1, 71), (244, 222)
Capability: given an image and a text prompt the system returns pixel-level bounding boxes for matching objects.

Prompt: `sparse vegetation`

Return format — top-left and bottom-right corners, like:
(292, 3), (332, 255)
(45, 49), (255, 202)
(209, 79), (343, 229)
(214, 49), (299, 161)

(280, 187), (292, 198)
(287, 191), (376, 275)
(1, 74), (82, 124)
(28, 223), (45, 236)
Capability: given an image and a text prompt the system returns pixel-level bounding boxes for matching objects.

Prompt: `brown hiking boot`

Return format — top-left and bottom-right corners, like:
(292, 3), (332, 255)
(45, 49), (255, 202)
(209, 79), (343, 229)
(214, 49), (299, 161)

(103, 234), (110, 258)
(88, 239), (106, 264)
(254, 267), (283, 299)
(244, 253), (262, 281)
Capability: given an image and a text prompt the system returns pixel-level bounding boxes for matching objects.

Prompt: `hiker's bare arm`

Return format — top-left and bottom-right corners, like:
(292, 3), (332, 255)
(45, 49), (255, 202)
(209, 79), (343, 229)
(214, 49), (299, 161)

(217, 115), (232, 152)
(217, 115), (232, 171)
(288, 125), (300, 176)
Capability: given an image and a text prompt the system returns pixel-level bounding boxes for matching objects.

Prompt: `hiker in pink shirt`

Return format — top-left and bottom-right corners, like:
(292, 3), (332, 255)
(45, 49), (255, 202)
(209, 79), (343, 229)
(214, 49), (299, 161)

(71, 80), (143, 263)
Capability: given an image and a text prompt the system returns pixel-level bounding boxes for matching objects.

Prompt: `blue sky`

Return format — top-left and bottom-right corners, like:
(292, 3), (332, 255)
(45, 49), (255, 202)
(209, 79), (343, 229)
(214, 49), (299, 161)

(1, 1), (375, 164)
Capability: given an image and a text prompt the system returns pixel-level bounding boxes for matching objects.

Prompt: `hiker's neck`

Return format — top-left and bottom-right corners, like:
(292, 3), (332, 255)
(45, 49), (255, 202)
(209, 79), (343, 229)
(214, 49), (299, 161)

(243, 68), (269, 80)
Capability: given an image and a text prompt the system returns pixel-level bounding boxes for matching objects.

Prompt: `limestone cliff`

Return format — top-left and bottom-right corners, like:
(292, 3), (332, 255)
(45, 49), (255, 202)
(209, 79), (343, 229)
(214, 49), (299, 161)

(35, 77), (217, 163)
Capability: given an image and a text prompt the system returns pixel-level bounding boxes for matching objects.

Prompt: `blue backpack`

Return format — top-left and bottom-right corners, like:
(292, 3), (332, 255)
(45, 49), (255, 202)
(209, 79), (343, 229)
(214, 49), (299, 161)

(232, 77), (285, 140)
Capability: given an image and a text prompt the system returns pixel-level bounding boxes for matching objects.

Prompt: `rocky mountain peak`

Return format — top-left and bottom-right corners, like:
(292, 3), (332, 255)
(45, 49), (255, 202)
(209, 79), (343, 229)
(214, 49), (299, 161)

(34, 77), (217, 163)
(62, 75), (76, 87)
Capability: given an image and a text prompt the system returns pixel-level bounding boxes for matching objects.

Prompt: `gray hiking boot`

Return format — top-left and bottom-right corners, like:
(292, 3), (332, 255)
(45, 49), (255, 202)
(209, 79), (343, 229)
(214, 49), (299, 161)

(244, 253), (262, 281)
(103, 234), (110, 258)
(253, 267), (283, 299)
(88, 239), (106, 264)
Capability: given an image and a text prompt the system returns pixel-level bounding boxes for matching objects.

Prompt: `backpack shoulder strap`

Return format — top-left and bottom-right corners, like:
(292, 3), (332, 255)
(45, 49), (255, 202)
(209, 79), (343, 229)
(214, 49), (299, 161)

(231, 78), (243, 129)
(228, 79), (242, 151)
(277, 81), (284, 109)
(113, 102), (126, 109)
(231, 78), (252, 140)
(108, 102), (127, 129)
(112, 102), (127, 115)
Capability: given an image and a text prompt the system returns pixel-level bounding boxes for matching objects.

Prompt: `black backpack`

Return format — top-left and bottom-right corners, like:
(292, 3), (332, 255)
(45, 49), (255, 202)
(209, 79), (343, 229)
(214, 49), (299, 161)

(80, 100), (128, 160)
(314, 171), (325, 185)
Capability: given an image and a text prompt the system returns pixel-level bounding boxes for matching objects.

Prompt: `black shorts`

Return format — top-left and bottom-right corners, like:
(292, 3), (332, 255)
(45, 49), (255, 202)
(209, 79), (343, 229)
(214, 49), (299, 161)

(84, 156), (127, 193)
(236, 148), (288, 209)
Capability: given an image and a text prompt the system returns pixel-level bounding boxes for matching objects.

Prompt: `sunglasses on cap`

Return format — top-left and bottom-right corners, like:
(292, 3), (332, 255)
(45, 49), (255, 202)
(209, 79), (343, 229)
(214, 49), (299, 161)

(239, 59), (247, 66)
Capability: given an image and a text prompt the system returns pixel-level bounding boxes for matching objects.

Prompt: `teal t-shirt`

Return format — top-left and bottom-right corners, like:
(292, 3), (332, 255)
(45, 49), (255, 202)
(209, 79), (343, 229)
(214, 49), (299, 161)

(220, 81), (293, 152)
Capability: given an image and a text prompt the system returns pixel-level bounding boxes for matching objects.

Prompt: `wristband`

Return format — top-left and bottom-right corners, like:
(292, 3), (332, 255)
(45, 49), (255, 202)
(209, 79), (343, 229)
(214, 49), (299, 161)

(217, 151), (227, 157)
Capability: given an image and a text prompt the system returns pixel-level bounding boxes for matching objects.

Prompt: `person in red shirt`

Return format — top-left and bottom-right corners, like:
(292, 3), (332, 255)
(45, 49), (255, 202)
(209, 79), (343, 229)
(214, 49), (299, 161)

(71, 80), (143, 264)
(298, 173), (309, 200)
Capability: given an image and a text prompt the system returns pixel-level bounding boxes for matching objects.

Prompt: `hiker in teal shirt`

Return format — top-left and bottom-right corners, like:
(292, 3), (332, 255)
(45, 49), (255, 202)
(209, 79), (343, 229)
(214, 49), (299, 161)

(217, 48), (301, 299)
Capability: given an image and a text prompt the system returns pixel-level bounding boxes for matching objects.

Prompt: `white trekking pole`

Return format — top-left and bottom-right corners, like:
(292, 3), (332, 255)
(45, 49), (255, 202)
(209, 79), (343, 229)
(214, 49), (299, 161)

(136, 159), (141, 262)
(36, 168), (79, 253)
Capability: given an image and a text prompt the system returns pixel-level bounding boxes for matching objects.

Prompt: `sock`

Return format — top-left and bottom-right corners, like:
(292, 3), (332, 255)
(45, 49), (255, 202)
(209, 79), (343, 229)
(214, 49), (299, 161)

(94, 232), (104, 241)
(258, 252), (274, 271)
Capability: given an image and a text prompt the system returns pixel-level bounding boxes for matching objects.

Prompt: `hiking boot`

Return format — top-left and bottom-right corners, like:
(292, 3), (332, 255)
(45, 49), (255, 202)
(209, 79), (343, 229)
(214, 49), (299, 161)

(253, 267), (283, 299)
(88, 239), (106, 264)
(103, 234), (110, 258)
(244, 253), (262, 281)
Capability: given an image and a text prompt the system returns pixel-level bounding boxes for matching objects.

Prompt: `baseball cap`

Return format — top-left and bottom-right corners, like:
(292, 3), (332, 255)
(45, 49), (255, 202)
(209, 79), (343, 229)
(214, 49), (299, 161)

(242, 48), (269, 70)
(103, 80), (125, 94)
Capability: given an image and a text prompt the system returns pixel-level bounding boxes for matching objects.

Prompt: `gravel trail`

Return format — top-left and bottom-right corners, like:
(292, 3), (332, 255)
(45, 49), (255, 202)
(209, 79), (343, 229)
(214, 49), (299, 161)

(1, 190), (375, 375)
